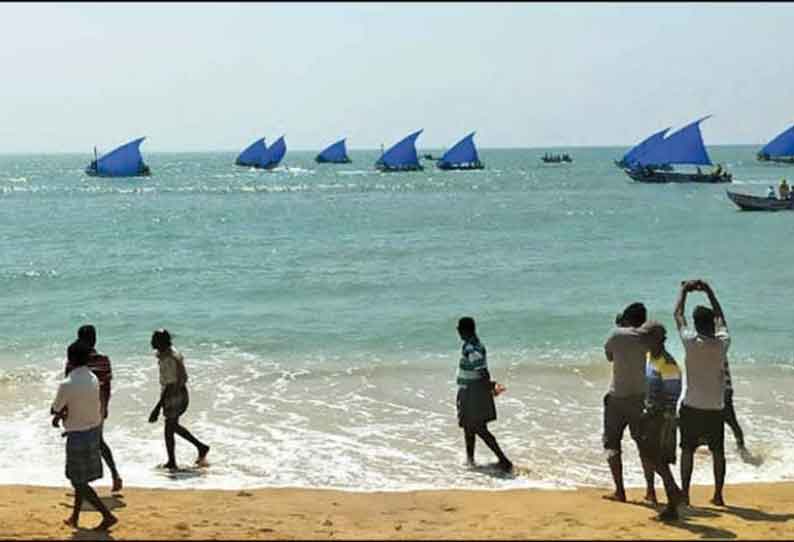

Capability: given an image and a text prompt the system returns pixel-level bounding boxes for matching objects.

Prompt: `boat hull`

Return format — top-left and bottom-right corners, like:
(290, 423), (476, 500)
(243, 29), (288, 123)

(625, 169), (732, 184)
(727, 191), (794, 211)
(757, 154), (794, 164)
(437, 162), (484, 171)
(315, 157), (351, 164)
(85, 165), (151, 177)
(375, 164), (424, 172)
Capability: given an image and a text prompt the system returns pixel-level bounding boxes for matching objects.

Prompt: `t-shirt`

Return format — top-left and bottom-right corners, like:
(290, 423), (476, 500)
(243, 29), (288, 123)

(604, 326), (648, 398)
(456, 337), (488, 389)
(679, 325), (730, 410)
(51, 366), (102, 432)
(646, 351), (682, 411)
(158, 348), (188, 390)
(65, 350), (112, 408)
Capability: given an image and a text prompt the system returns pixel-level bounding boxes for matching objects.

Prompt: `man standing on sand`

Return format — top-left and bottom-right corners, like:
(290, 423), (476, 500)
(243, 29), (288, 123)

(52, 341), (118, 531)
(55, 325), (123, 492)
(602, 302), (657, 503)
(674, 279), (731, 506)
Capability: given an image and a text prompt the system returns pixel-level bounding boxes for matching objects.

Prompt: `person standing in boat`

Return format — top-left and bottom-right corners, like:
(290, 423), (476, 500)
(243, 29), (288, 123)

(778, 179), (789, 200)
(602, 302), (657, 503)
(455, 316), (512, 473)
(637, 321), (683, 521)
(148, 329), (210, 470)
(52, 341), (119, 531)
(674, 280), (731, 506)
(767, 186), (776, 199)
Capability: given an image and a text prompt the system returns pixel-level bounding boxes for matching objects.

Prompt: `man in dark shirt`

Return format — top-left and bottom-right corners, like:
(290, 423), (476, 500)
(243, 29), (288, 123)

(57, 325), (123, 492)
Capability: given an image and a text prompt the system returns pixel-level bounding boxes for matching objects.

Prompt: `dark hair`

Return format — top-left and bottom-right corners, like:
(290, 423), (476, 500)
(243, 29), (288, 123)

(457, 316), (476, 335)
(151, 329), (172, 351)
(77, 325), (96, 348)
(693, 305), (715, 336)
(621, 302), (647, 328)
(67, 340), (91, 367)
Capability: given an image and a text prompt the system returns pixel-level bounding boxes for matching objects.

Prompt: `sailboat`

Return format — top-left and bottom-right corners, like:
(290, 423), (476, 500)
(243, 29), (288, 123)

(315, 138), (351, 163)
(614, 127), (672, 170)
(437, 132), (484, 170)
(757, 124), (794, 163)
(624, 116), (732, 183)
(85, 137), (151, 177)
(235, 137), (268, 167)
(375, 130), (424, 172)
(261, 136), (287, 170)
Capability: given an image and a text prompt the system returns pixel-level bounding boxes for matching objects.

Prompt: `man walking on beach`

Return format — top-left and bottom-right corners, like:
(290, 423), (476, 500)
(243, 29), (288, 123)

(52, 341), (118, 531)
(59, 325), (123, 492)
(674, 279), (731, 506)
(602, 303), (656, 503)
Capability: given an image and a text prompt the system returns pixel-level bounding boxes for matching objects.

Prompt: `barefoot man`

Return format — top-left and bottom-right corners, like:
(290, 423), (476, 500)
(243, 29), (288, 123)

(602, 302), (656, 503)
(674, 279), (731, 506)
(52, 341), (118, 531)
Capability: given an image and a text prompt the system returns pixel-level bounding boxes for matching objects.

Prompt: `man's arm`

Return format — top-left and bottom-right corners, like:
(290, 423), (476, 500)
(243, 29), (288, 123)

(674, 281), (693, 331)
(700, 281), (727, 329)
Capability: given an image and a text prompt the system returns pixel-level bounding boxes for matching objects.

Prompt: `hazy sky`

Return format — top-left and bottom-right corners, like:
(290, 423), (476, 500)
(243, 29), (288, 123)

(1, 2), (794, 152)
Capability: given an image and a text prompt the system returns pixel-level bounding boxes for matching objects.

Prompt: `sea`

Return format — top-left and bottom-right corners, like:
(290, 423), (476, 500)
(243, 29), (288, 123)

(1, 147), (792, 491)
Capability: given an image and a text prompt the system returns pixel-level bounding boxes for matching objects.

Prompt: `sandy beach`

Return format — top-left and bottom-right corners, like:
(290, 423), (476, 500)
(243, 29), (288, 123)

(2, 482), (794, 540)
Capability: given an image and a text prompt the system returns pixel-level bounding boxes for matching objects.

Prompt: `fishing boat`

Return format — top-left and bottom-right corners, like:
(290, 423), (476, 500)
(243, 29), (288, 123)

(437, 132), (484, 170)
(375, 130), (424, 172)
(757, 124), (794, 163)
(541, 153), (572, 163)
(235, 137), (268, 167)
(727, 190), (794, 211)
(624, 116), (732, 183)
(261, 136), (287, 170)
(85, 137), (151, 177)
(615, 127), (673, 170)
(315, 138), (351, 163)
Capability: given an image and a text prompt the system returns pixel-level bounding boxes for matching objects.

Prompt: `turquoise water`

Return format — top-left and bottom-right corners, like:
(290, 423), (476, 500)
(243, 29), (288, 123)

(1, 147), (793, 490)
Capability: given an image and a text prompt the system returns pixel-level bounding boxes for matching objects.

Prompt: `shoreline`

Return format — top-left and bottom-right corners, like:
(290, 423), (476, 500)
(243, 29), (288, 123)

(3, 482), (794, 539)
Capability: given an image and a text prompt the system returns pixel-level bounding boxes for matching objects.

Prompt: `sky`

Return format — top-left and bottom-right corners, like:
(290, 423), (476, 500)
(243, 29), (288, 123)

(1, 2), (794, 152)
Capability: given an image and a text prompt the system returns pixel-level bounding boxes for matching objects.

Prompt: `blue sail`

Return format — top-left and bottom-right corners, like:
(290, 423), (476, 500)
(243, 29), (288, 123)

(316, 138), (350, 163)
(236, 137), (268, 166)
(261, 136), (287, 169)
(760, 125), (794, 158)
(438, 132), (480, 168)
(635, 116), (713, 166)
(88, 137), (148, 177)
(622, 127), (670, 165)
(376, 130), (423, 170)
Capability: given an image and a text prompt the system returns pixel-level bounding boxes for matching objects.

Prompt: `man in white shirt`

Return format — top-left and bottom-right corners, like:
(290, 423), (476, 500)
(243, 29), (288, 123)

(52, 341), (118, 531)
(674, 279), (731, 507)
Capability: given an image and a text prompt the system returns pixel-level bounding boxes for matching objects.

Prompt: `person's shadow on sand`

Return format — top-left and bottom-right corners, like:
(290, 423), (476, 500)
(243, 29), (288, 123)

(69, 527), (116, 541)
(708, 504), (794, 523)
(626, 500), (737, 539)
(61, 493), (126, 513)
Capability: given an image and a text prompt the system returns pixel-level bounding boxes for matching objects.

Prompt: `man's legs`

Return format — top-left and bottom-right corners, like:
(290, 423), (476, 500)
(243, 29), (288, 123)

(641, 455), (658, 504)
(711, 448), (726, 506)
(99, 427), (122, 491)
(679, 449), (694, 505)
(67, 483), (117, 530)
(65, 482), (84, 527)
(723, 391), (745, 449)
(464, 428), (476, 465)
(473, 424), (512, 471)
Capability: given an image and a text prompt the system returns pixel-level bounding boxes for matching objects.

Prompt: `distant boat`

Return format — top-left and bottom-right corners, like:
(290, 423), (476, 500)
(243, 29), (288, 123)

(624, 116), (732, 183)
(85, 137), (150, 177)
(541, 153), (572, 164)
(615, 127), (673, 170)
(437, 132), (484, 170)
(315, 138), (351, 163)
(727, 190), (794, 211)
(757, 125), (794, 163)
(375, 130), (424, 172)
(235, 137), (268, 168)
(261, 136), (287, 170)
(422, 154), (436, 161)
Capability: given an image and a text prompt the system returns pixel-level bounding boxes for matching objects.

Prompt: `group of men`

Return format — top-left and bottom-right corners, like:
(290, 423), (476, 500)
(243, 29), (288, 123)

(602, 279), (744, 521)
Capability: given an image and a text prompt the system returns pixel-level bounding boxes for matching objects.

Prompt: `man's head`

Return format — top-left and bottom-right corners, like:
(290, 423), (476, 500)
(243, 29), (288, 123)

(620, 302), (647, 328)
(693, 305), (715, 336)
(67, 340), (91, 368)
(151, 329), (172, 351)
(640, 320), (667, 354)
(457, 316), (476, 340)
(77, 325), (96, 348)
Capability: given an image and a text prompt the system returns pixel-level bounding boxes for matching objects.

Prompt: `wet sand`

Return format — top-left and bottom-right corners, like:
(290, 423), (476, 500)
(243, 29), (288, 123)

(2, 482), (794, 539)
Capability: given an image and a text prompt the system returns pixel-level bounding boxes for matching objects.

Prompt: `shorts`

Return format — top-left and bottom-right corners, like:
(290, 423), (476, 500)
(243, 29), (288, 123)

(679, 404), (724, 453)
(637, 409), (678, 465)
(602, 393), (645, 453)
(65, 426), (103, 485)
